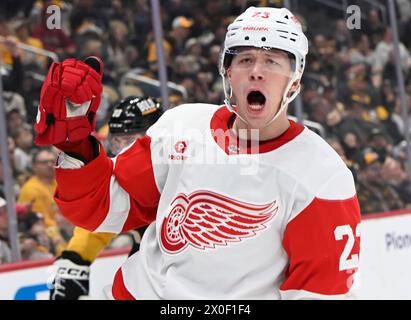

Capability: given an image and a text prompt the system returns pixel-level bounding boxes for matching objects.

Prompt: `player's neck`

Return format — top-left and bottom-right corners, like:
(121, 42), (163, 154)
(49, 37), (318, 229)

(232, 113), (290, 142)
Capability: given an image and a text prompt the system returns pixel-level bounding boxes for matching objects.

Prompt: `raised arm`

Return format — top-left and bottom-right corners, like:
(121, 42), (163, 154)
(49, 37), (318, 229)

(34, 57), (166, 233)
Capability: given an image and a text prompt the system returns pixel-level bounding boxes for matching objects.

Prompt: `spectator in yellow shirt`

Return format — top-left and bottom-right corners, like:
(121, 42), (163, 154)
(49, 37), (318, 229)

(18, 148), (66, 255)
(18, 148), (58, 227)
(14, 20), (48, 68)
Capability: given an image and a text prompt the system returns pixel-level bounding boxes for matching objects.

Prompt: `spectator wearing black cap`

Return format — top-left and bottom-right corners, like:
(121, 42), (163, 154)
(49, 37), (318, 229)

(367, 127), (392, 162)
(356, 148), (404, 214)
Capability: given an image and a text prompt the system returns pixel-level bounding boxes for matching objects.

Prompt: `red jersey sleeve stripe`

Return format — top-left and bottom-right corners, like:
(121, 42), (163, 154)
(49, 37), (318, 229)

(121, 200), (157, 232)
(94, 176), (131, 233)
(280, 196), (361, 296)
(112, 267), (136, 300)
(55, 136), (160, 232)
(114, 136), (161, 208)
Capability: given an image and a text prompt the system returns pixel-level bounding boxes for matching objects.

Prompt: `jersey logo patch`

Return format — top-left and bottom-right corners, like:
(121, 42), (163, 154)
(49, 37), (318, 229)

(160, 190), (278, 254)
(174, 140), (187, 154)
(169, 140), (188, 161)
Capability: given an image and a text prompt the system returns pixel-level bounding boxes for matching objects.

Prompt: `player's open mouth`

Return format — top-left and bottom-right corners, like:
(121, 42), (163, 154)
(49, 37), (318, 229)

(247, 91), (266, 113)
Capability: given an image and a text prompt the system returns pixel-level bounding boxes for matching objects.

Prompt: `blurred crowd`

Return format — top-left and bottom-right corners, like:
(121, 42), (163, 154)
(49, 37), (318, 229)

(1, 0), (411, 263)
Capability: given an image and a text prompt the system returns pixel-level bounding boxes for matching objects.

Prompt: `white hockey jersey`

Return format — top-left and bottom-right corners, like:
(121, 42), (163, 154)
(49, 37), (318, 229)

(55, 104), (361, 299)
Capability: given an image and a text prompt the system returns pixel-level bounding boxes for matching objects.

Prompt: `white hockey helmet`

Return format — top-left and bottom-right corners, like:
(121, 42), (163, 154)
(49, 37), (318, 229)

(221, 7), (308, 79)
(220, 7), (309, 121)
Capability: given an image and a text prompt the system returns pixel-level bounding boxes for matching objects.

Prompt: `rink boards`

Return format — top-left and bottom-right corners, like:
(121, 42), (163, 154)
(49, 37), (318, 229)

(1, 210), (411, 300)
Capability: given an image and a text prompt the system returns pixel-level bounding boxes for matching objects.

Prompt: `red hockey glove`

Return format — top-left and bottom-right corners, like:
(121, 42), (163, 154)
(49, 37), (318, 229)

(34, 56), (103, 146)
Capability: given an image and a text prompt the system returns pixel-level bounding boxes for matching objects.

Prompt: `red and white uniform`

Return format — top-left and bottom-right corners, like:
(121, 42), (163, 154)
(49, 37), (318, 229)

(54, 104), (361, 299)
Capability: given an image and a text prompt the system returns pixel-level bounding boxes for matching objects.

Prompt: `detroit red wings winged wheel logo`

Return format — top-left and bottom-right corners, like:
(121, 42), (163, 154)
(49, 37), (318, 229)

(160, 191), (278, 254)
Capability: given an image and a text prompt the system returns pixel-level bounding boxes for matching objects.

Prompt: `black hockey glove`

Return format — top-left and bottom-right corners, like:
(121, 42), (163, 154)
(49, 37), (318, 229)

(50, 250), (91, 300)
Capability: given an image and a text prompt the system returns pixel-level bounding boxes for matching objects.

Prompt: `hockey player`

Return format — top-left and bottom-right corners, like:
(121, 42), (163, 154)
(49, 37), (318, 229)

(36, 7), (361, 299)
(49, 96), (163, 300)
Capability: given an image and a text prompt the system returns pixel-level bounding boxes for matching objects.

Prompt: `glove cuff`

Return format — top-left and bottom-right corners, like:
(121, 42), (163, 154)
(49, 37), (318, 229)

(60, 250), (91, 266)
(55, 135), (100, 164)
(57, 153), (85, 169)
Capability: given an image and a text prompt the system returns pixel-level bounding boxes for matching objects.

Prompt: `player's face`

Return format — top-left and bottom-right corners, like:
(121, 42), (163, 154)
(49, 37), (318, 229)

(227, 48), (292, 130)
(110, 133), (142, 155)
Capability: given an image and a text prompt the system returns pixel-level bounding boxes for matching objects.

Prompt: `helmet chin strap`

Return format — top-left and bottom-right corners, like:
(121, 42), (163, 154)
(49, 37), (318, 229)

(222, 74), (248, 124)
(222, 71), (300, 129)
(263, 76), (300, 127)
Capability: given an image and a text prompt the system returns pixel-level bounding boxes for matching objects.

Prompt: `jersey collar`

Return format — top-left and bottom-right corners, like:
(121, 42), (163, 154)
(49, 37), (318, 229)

(210, 106), (305, 155)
